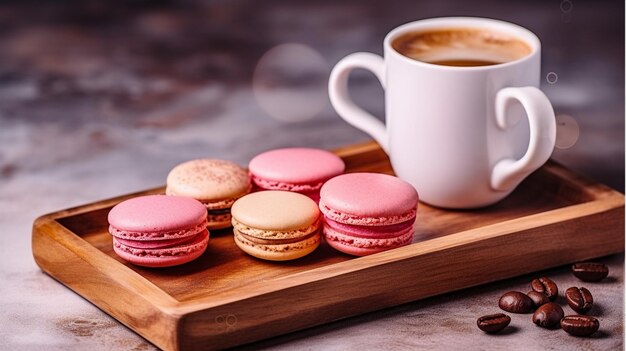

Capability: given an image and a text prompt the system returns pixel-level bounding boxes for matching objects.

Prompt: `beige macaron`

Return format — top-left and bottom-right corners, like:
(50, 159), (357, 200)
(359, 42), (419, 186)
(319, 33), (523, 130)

(166, 159), (251, 229)
(231, 191), (321, 261)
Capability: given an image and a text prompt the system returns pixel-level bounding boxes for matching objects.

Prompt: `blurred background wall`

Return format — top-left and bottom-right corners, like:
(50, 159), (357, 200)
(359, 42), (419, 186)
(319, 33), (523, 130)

(0, 1), (622, 201)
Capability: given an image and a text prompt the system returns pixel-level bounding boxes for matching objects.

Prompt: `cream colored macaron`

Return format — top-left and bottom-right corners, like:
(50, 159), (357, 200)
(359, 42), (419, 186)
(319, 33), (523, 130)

(166, 159), (251, 229)
(231, 191), (321, 261)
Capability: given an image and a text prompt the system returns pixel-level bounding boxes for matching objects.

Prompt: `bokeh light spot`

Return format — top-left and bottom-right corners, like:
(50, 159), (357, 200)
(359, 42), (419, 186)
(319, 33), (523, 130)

(560, 0), (574, 14)
(252, 43), (329, 123)
(555, 114), (580, 149)
(546, 72), (558, 84)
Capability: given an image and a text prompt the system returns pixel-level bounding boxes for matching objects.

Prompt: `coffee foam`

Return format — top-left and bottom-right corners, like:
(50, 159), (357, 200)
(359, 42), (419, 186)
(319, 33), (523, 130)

(392, 28), (531, 65)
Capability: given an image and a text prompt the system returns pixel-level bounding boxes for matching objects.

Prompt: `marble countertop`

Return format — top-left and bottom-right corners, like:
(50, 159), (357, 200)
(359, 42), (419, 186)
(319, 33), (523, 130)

(1, 0), (623, 350)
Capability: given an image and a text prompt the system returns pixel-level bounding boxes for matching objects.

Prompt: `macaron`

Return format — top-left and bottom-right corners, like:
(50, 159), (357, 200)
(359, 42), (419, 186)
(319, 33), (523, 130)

(231, 191), (321, 261)
(166, 158), (251, 229)
(108, 195), (209, 267)
(319, 173), (418, 256)
(248, 148), (345, 202)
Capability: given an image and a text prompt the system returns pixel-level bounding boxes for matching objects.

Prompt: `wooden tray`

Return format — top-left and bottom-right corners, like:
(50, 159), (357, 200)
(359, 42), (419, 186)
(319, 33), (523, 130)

(32, 141), (625, 351)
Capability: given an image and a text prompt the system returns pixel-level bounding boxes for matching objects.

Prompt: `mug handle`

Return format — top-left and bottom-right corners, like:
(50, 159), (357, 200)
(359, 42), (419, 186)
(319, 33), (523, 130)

(491, 87), (557, 191)
(329, 52), (388, 152)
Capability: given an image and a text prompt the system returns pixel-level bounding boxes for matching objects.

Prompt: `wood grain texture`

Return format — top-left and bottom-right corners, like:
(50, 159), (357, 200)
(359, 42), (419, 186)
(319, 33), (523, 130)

(32, 140), (625, 351)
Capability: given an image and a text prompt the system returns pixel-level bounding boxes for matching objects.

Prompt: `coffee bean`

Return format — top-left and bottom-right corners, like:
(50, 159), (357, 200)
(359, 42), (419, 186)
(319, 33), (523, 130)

(561, 315), (600, 336)
(477, 313), (511, 333)
(499, 291), (534, 313)
(531, 277), (558, 301)
(532, 302), (564, 329)
(572, 262), (609, 282)
(565, 287), (593, 314)
(527, 291), (550, 308)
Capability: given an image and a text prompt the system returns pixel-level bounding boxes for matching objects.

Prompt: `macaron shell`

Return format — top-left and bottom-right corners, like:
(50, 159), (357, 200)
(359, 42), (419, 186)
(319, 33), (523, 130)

(108, 195), (208, 236)
(319, 173), (418, 225)
(325, 238), (397, 257)
(113, 229), (209, 267)
(166, 159), (251, 205)
(231, 191), (320, 231)
(114, 235), (199, 249)
(234, 229), (320, 261)
(249, 148), (345, 185)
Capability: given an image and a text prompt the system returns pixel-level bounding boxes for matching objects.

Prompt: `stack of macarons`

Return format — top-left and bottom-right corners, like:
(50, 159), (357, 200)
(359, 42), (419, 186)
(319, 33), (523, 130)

(229, 170), (418, 260)
(166, 159), (251, 230)
(108, 195), (210, 268)
(107, 146), (420, 267)
(249, 148), (345, 202)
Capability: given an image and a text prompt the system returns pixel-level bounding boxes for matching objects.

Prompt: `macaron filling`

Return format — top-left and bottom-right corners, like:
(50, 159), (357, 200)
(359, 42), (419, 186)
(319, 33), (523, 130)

(207, 208), (231, 215)
(319, 199), (417, 226)
(113, 230), (209, 257)
(108, 218), (209, 240)
(323, 217), (415, 239)
(234, 229), (321, 253)
(207, 208), (232, 223)
(250, 174), (324, 192)
(166, 188), (250, 211)
(232, 216), (321, 240)
(114, 233), (201, 249)
(236, 228), (320, 245)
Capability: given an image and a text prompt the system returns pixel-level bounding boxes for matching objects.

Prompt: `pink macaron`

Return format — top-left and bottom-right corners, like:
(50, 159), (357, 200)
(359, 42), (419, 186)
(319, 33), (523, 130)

(319, 173), (418, 256)
(248, 148), (345, 202)
(108, 195), (209, 267)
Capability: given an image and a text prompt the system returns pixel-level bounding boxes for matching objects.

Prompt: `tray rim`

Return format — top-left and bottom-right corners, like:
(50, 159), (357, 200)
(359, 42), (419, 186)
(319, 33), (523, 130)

(33, 141), (625, 313)
(32, 140), (626, 350)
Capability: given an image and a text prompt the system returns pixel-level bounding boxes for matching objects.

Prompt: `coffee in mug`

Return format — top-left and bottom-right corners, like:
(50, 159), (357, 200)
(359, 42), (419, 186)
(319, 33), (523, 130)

(391, 28), (532, 67)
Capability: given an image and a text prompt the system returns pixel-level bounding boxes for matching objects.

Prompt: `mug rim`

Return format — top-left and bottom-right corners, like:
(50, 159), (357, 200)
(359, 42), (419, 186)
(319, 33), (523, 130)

(384, 17), (541, 71)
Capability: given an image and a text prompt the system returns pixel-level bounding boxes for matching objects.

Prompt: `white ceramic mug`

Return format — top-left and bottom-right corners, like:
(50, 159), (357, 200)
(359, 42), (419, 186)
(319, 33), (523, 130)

(329, 17), (556, 209)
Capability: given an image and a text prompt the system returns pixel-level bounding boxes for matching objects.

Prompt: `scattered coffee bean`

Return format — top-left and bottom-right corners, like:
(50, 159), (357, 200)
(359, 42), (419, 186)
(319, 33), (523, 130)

(527, 291), (550, 308)
(531, 277), (558, 301)
(572, 262), (609, 282)
(565, 287), (593, 314)
(478, 265), (612, 338)
(561, 315), (600, 336)
(477, 313), (511, 333)
(532, 302), (564, 329)
(499, 291), (534, 313)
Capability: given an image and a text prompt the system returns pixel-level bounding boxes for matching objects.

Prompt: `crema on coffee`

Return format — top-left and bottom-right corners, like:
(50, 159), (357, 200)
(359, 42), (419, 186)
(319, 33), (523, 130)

(392, 28), (532, 67)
